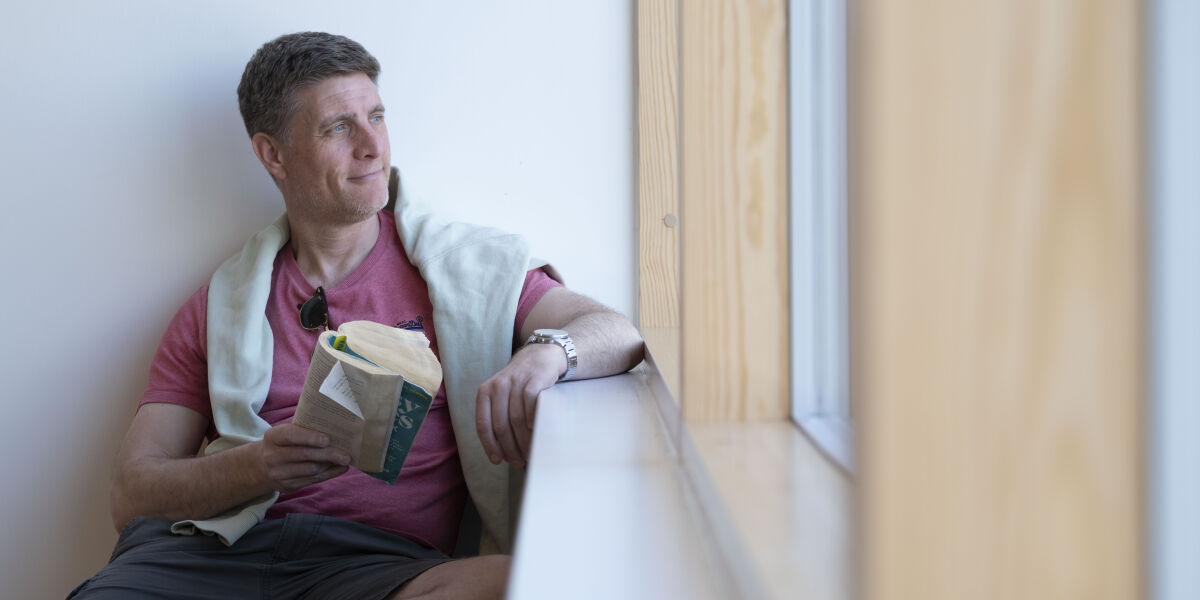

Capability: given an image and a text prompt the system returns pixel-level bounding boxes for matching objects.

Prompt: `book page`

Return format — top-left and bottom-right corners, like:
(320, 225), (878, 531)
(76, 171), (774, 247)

(318, 362), (363, 418)
(336, 321), (443, 395)
(294, 333), (365, 464)
(292, 394), (363, 464)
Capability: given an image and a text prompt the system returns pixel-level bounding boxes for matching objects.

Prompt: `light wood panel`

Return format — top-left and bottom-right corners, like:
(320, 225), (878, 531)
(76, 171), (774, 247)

(637, 0), (682, 399)
(679, 0), (789, 420)
(637, 0), (680, 332)
(853, 2), (1144, 599)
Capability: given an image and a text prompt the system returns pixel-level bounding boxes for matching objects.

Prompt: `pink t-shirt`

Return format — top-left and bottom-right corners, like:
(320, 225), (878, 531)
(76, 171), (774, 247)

(141, 210), (560, 554)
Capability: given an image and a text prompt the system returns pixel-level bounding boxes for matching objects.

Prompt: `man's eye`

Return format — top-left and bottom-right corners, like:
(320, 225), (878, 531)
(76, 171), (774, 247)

(331, 123), (347, 133)
(371, 114), (385, 124)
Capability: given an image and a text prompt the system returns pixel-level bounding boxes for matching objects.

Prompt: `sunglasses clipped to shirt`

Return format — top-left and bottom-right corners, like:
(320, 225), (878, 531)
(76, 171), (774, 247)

(298, 286), (329, 331)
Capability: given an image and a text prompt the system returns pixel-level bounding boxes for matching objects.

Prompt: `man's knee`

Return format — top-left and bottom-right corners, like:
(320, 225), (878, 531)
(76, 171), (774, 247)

(393, 554), (511, 600)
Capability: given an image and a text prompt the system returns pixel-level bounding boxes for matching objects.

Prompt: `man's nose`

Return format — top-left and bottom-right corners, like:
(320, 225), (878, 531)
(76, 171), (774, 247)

(354, 121), (385, 159)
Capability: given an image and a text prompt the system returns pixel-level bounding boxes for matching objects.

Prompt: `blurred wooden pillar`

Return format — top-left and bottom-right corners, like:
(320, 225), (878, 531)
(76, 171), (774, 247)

(853, 2), (1145, 599)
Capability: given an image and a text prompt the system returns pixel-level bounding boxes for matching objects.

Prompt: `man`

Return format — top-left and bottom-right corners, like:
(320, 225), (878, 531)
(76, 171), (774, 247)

(70, 32), (643, 599)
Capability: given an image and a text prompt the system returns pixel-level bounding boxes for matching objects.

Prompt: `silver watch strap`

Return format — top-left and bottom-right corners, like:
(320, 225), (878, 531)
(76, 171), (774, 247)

(527, 329), (578, 382)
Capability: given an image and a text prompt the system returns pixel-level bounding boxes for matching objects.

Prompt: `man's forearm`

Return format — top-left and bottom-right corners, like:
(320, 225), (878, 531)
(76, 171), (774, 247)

(560, 308), (644, 380)
(478, 288), (646, 466)
(110, 442), (273, 530)
(110, 407), (350, 532)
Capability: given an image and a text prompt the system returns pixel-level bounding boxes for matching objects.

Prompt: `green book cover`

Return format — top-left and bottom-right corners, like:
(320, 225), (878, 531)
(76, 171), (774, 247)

(367, 380), (433, 485)
(324, 335), (435, 485)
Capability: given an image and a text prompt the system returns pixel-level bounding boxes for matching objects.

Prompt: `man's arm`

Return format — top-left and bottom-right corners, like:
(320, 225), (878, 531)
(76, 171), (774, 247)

(474, 287), (644, 467)
(108, 403), (351, 531)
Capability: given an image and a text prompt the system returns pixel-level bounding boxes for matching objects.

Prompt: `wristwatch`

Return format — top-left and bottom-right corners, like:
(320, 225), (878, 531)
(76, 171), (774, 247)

(526, 328), (578, 382)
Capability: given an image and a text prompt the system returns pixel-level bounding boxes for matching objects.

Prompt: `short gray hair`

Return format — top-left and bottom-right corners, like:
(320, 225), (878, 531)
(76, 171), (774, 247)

(237, 32), (381, 140)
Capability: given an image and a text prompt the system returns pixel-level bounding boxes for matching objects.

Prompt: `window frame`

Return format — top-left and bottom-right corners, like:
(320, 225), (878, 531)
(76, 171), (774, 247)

(788, 0), (852, 471)
(1150, 1), (1200, 598)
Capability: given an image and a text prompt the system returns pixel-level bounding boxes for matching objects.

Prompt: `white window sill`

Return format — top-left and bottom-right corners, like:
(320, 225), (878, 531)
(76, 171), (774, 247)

(506, 367), (738, 599)
(507, 350), (852, 599)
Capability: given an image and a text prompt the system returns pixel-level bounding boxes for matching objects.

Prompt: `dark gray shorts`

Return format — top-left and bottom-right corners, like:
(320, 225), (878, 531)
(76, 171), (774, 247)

(68, 514), (453, 600)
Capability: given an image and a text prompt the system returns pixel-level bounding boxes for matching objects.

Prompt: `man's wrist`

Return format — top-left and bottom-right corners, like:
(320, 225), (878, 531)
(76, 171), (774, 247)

(236, 439), (277, 496)
(525, 329), (578, 381)
(522, 341), (568, 380)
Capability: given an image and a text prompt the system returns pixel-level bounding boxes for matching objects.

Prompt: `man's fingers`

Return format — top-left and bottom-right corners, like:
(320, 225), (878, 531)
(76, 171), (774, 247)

(522, 382), (540, 432)
(509, 397), (529, 464)
(271, 460), (327, 481)
(256, 424), (353, 494)
(280, 445), (350, 466)
(508, 385), (528, 443)
(267, 423), (330, 448)
(513, 425), (531, 465)
(478, 365), (553, 467)
(489, 394), (522, 466)
(476, 389), (502, 464)
(514, 382), (542, 461)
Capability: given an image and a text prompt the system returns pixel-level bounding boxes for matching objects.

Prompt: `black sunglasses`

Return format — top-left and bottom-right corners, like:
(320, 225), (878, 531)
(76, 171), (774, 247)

(298, 286), (329, 331)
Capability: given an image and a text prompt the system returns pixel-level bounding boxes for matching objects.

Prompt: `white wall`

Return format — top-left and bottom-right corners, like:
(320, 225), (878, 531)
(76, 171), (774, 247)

(0, 3), (633, 597)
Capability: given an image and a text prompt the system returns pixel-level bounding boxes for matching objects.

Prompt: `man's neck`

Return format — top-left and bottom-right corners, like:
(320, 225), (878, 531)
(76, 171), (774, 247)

(289, 212), (382, 289)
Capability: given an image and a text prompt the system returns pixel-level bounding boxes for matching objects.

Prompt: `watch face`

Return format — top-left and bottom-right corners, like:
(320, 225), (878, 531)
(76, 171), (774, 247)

(534, 328), (568, 339)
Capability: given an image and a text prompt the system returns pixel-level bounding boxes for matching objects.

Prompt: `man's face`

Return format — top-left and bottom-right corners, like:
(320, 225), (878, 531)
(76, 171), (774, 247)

(275, 73), (390, 226)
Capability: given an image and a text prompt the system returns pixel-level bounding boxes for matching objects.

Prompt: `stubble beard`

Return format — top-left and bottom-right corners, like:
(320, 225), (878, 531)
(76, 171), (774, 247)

(292, 179), (387, 227)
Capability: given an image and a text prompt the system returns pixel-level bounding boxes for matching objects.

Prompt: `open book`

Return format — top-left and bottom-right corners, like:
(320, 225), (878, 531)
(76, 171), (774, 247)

(293, 320), (443, 485)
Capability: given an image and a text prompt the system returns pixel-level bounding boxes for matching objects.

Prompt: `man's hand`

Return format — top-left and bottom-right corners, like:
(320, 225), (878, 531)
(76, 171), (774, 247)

(472, 286), (645, 470)
(257, 423), (352, 493)
(475, 343), (566, 467)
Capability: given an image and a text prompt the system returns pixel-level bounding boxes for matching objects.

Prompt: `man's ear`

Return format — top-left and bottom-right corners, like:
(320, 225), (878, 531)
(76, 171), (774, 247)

(251, 132), (288, 181)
